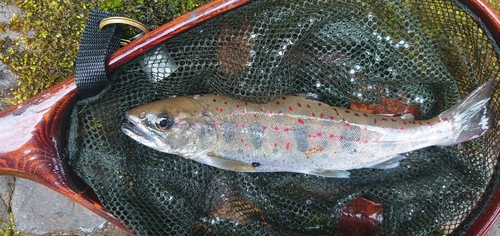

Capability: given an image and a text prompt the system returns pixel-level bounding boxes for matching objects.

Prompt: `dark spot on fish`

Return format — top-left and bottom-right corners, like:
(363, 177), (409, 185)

(363, 113), (368, 117)
(250, 124), (263, 149)
(289, 106), (293, 111)
(311, 112), (316, 117)
(373, 118), (377, 124)
(320, 113), (324, 118)
(345, 110), (350, 113)
(297, 102), (302, 107)
(354, 113), (360, 117)
(276, 101), (280, 105)
(382, 118), (388, 121)
(222, 123), (236, 143)
(251, 162), (261, 167)
(281, 97), (287, 100)
(236, 104), (240, 108)
(307, 104), (311, 108)
(341, 126), (361, 154)
(213, 98), (217, 102)
(224, 101), (228, 105)
(293, 126), (309, 152)
(391, 119), (397, 122)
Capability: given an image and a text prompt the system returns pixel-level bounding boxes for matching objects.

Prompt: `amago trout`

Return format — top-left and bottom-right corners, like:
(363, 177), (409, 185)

(122, 81), (496, 177)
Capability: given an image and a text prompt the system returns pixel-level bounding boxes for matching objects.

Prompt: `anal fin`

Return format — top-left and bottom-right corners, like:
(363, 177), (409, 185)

(368, 155), (406, 169)
(196, 153), (256, 172)
(306, 169), (351, 178)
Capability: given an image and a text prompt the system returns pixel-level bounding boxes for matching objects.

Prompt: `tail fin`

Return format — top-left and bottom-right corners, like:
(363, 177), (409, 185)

(440, 80), (496, 145)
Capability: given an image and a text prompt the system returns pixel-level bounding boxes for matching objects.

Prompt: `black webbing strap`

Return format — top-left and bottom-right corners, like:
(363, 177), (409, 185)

(75, 10), (123, 99)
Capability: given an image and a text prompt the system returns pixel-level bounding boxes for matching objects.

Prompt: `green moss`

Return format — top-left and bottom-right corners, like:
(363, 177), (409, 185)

(0, 213), (22, 236)
(0, 0), (210, 105)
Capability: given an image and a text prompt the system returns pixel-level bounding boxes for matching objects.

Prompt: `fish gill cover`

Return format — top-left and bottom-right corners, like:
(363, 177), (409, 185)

(67, 0), (500, 235)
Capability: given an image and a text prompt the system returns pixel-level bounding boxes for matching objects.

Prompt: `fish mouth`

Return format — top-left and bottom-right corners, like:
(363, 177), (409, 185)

(121, 119), (157, 148)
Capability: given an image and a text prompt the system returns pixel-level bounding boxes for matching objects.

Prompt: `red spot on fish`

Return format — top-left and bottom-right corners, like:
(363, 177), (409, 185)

(215, 107), (219, 111)
(363, 140), (368, 144)
(263, 126), (267, 131)
(278, 110), (283, 114)
(381, 125), (385, 129)
(317, 132), (322, 137)
(286, 142), (290, 150)
(222, 133), (225, 137)
(224, 101), (228, 105)
(320, 113), (324, 118)
(259, 107), (264, 112)
(236, 104), (240, 108)
(443, 117), (449, 121)
(228, 134), (232, 138)
(345, 110), (350, 113)
(400, 127), (404, 130)
(234, 124), (238, 128)
(403, 121), (407, 125)
(437, 119), (441, 123)
(308, 134), (313, 139)
(329, 134), (335, 138)
(220, 108), (224, 112)
(354, 113), (360, 117)
(240, 138), (244, 142)
(219, 122), (223, 127)
(298, 118), (305, 124)
(311, 112), (316, 117)
(241, 124), (245, 128)
(276, 101), (280, 105)
(269, 111), (273, 115)
(307, 104), (311, 108)
(330, 116), (335, 120)
(206, 104), (210, 107)
(345, 121), (351, 127)
(245, 102), (248, 105)
(212, 119), (216, 124)
(253, 114), (257, 118)
(339, 136), (344, 141)
(245, 143), (248, 147)
(241, 109), (246, 114)
(356, 137), (361, 141)
(274, 143), (278, 148)
(274, 126), (279, 131)
(297, 102), (302, 107)
(334, 151), (337, 154)
(427, 122), (433, 126)
(284, 128), (290, 132)
(289, 106), (293, 111)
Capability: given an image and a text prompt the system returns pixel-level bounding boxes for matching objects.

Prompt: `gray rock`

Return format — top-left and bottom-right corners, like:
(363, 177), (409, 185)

(11, 178), (127, 235)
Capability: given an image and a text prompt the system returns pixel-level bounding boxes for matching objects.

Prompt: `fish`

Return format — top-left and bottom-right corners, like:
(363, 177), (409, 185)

(121, 81), (496, 178)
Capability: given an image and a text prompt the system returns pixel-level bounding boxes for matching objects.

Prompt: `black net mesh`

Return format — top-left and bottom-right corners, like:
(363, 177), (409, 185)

(67, 0), (500, 235)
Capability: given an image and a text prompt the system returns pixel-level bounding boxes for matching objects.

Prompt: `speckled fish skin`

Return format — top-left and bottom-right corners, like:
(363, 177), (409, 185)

(121, 81), (496, 177)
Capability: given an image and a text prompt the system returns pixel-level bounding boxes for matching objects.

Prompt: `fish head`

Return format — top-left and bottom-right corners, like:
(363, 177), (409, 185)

(121, 97), (216, 158)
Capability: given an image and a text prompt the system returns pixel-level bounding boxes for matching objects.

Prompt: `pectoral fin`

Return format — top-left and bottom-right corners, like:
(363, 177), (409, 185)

(369, 155), (406, 169)
(196, 153), (256, 172)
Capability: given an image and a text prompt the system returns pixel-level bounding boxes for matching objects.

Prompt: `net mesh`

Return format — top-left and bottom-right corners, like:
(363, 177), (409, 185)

(67, 0), (500, 235)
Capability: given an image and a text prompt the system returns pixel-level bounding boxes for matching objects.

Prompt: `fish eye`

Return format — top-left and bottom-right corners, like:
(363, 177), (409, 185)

(154, 115), (174, 130)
